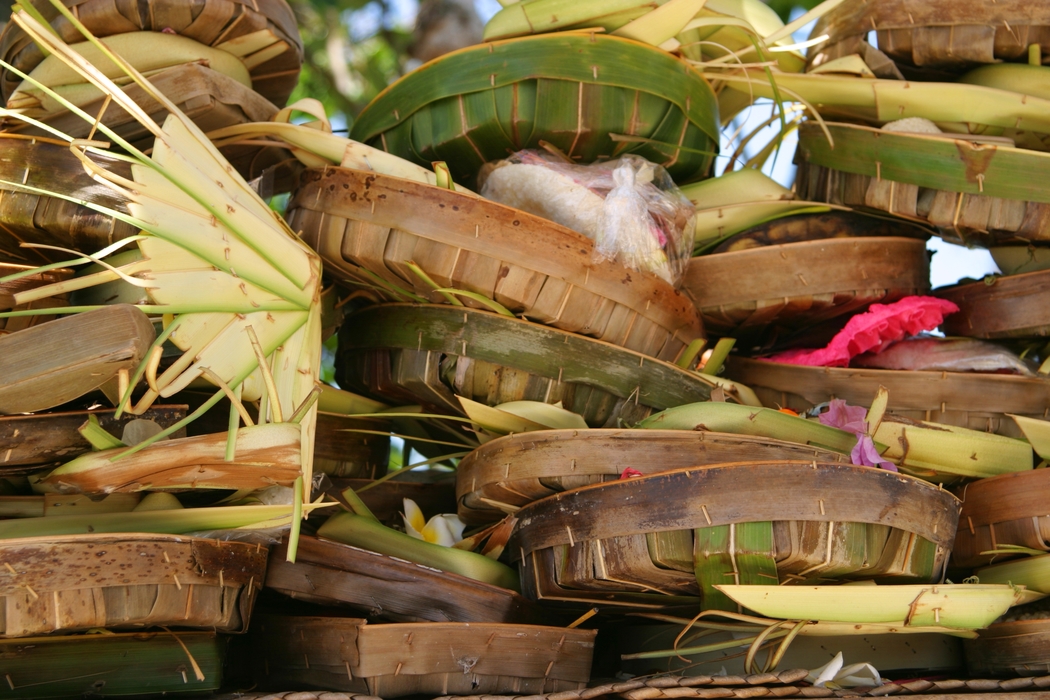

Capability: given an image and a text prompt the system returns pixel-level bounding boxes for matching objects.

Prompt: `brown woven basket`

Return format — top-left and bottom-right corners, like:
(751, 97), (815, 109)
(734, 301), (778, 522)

(265, 536), (546, 624)
(952, 470), (1050, 569)
(0, 135), (135, 266)
(508, 463), (960, 611)
(247, 615), (596, 697)
(287, 167), (703, 362)
(335, 304), (720, 430)
(795, 123), (1050, 247)
(314, 413), (389, 479)
(0, 0), (303, 107)
(0, 405), (187, 475)
(807, 0), (1050, 78)
(683, 237), (929, 337)
(0, 533), (267, 638)
(726, 357), (1050, 439)
(937, 269), (1050, 339)
(3, 63), (278, 161)
(0, 262), (71, 331)
(456, 429), (849, 525)
(966, 617), (1050, 677)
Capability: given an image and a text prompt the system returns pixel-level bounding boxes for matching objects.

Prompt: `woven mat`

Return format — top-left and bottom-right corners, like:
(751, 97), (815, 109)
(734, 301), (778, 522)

(217, 674), (1050, 700)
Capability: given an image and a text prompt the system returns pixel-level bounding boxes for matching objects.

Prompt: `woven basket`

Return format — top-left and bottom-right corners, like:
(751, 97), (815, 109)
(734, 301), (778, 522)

(0, 630), (226, 698)
(349, 33), (718, 188)
(966, 617), (1050, 677)
(795, 122), (1050, 247)
(952, 469), (1050, 569)
(683, 237), (929, 337)
(0, 405), (187, 475)
(335, 304), (720, 429)
(0, 262), (71, 332)
(807, 0), (1050, 77)
(0, 0), (303, 106)
(3, 63), (278, 161)
(265, 536), (546, 624)
(936, 269), (1050, 339)
(0, 135), (136, 266)
(457, 429), (849, 525)
(0, 533), (267, 638)
(315, 413), (389, 479)
(508, 463), (960, 611)
(288, 167), (702, 362)
(247, 615), (596, 697)
(726, 357), (1050, 439)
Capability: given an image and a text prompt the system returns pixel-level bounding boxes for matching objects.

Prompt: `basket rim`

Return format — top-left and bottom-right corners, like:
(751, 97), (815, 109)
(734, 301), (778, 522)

(351, 32), (719, 146)
(292, 165), (702, 341)
(508, 461), (961, 556)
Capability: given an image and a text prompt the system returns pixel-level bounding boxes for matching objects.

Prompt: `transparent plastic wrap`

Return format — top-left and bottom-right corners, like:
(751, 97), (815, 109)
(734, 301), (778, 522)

(479, 150), (696, 285)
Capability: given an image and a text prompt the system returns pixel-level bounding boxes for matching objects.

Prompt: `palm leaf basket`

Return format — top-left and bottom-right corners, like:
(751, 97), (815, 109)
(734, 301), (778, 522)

(0, 630), (226, 699)
(0, 262), (70, 329)
(807, 0), (1050, 77)
(0, 533), (267, 638)
(246, 614), (596, 697)
(314, 412), (389, 479)
(288, 166), (703, 362)
(349, 33), (719, 188)
(795, 122), (1050, 247)
(0, 134), (136, 265)
(457, 429), (849, 525)
(683, 237), (929, 337)
(507, 462), (960, 611)
(966, 614), (1050, 677)
(265, 536), (545, 624)
(952, 470), (1050, 569)
(0, 405), (187, 475)
(726, 357), (1050, 439)
(3, 63), (279, 165)
(0, 0), (303, 106)
(936, 269), (1050, 339)
(335, 304), (721, 429)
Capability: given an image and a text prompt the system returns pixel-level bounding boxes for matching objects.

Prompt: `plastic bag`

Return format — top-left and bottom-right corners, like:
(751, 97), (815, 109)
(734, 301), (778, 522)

(479, 150), (696, 285)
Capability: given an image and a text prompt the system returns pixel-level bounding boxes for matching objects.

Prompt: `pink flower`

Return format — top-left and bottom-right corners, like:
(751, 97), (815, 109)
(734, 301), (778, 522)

(767, 297), (960, 367)
(818, 399), (897, 471)
(619, 468), (644, 479)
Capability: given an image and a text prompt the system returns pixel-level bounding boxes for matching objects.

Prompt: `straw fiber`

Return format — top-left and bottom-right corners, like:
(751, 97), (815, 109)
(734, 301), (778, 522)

(0, 0), (303, 106)
(265, 536), (545, 624)
(0, 533), (266, 637)
(248, 615), (596, 697)
(936, 270), (1050, 339)
(683, 238), (929, 337)
(456, 429), (849, 524)
(288, 167), (702, 362)
(727, 357), (1050, 439)
(335, 304), (719, 429)
(952, 470), (1050, 568)
(509, 463), (959, 610)
(807, 0), (1050, 77)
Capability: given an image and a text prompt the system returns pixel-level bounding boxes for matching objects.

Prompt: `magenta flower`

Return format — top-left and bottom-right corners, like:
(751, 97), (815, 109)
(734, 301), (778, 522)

(819, 399), (898, 472)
